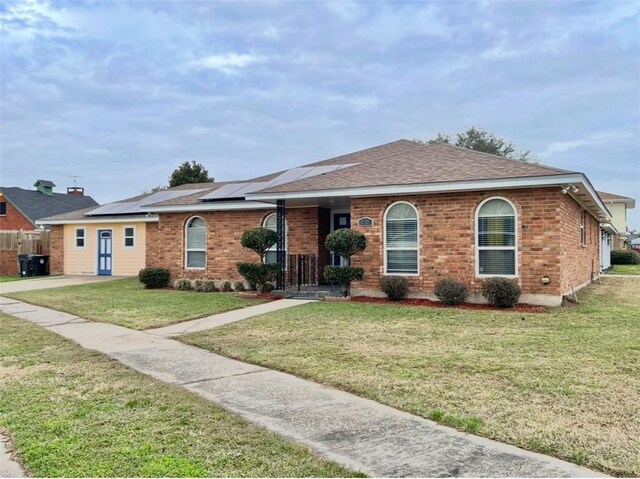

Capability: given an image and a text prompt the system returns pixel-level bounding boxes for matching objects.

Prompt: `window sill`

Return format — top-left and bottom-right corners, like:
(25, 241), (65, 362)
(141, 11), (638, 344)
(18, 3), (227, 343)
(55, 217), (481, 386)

(476, 274), (519, 279)
(384, 272), (419, 277)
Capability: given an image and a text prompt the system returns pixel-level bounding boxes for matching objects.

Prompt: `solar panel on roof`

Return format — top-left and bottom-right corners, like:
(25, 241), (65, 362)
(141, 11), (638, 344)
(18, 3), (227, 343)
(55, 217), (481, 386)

(86, 189), (207, 216)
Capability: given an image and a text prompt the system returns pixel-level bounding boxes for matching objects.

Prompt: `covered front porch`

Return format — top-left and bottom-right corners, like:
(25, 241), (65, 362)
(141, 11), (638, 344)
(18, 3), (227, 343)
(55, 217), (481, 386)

(271, 197), (353, 295)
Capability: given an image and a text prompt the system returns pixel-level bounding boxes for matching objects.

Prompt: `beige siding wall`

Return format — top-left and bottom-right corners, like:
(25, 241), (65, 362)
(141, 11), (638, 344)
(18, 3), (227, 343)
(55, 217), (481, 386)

(63, 223), (146, 276)
(606, 203), (627, 233)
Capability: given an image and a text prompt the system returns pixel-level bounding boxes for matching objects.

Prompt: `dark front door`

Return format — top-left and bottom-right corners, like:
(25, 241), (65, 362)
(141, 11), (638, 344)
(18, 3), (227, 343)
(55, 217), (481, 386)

(97, 230), (113, 276)
(332, 213), (351, 266)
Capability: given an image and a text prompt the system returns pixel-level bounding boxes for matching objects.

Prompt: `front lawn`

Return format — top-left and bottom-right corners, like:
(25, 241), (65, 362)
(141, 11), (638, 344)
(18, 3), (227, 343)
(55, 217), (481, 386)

(609, 264), (640, 275)
(0, 313), (357, 477)
(0, 276), (30, 283)
(6, 278), (266, 329)
(181, 277), (640, 477)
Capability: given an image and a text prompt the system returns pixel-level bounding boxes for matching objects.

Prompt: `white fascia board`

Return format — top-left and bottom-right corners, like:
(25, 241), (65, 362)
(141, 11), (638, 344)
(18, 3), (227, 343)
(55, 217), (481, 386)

(36, 215), (159, 226)
(145, 201), (275, 213)
(600, 223), (619, 235)
(247, 173), (612, 220)
(247, 174), (585, 201)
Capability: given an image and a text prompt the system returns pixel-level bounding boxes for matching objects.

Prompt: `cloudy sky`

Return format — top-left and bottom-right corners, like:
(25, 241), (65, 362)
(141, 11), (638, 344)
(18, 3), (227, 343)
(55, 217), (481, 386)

(2, 0), (639, 228)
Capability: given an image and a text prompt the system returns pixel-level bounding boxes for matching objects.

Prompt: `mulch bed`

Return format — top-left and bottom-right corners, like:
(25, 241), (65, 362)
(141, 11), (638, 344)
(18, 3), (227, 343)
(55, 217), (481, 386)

(351, 296), (547, 313)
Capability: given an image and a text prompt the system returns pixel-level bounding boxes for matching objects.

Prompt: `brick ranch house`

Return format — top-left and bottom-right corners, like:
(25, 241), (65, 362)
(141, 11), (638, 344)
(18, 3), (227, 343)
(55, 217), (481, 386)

(39, 140), (614, 306)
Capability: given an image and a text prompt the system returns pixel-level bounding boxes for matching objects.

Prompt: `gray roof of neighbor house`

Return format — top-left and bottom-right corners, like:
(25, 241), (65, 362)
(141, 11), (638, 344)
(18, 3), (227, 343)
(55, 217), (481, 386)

(37, 139), (612, 223)
(0, 186), (99, 224)
(597, 191), (636, 208)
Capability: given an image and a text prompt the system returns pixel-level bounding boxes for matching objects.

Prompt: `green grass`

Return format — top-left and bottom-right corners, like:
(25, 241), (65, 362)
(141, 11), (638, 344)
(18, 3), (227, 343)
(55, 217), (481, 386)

(609, 264), (640, 275)
(0, 276), (31, 283)
(0, 313), (360, 477)
(6, 278), (266, 329)
(181, 277), (640, 477)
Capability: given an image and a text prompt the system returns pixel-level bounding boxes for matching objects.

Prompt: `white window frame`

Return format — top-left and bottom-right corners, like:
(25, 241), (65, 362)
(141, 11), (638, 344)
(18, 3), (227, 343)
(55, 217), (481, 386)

(263, 213), (287, 264)
(475, 196), (518, 278)
(184, 216), (206, 270)
(74, 227), (86, 249)
(383, 201), (419, 276)
(580, 210), (586, 246)
(123, 225), (136, 249)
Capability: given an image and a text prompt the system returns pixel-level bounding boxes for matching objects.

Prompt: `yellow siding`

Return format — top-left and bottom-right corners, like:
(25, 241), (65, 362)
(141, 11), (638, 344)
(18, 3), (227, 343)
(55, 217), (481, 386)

(606, 203), (627, 233)
(63, 223), (147, 276)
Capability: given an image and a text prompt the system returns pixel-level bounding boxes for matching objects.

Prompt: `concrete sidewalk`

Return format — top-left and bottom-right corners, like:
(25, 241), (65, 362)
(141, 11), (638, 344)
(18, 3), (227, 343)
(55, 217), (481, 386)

(0, 297), (606, 478)
(147, 298), (314, 337)
(0, 275), (120, 294)
(0, 433), (25, 478)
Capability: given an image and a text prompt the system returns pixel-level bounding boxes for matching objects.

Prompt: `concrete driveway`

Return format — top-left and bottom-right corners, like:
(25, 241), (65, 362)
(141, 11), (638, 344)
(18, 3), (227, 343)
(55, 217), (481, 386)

(0, 275), (122, 295)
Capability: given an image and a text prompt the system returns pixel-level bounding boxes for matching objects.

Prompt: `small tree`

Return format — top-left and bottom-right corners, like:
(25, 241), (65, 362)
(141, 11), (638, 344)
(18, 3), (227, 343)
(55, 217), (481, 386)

(168, 161), (214, 187)
(324, 229), (367, 296)
(237, 227), (279, 292)
(240, 227), (278, 264)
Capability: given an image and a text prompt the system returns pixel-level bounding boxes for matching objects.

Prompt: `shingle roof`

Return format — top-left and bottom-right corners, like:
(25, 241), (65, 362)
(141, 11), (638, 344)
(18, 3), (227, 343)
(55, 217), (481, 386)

(254, 141), (572, 194)
(0, 187), (99, 224)
(597, 191), (634, 201)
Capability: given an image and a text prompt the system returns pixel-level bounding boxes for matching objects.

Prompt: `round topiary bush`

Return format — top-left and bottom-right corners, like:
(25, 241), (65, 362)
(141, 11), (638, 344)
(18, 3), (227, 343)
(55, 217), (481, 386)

(259, 282), (275, 294)
(173, 278), (192, 291)
(138, 267), (170, 289)
(233, 281), (246, 292)
(325, 229), (367, 261)
(324, 266), (364, 297)
(434, 278), (468, 306)
(482, 277), (521, 308)
(220, 281), (233, 292)
(380, 276), (409, 301)
(193, 279), (217, 292)
(611, 249), (640, 265)
(240, 227), (278, 262)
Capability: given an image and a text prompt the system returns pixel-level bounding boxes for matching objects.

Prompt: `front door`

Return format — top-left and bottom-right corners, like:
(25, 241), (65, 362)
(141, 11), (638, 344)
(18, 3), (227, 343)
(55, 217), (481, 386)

(97, 230), (113, 276)
(332, 213), (351, 266)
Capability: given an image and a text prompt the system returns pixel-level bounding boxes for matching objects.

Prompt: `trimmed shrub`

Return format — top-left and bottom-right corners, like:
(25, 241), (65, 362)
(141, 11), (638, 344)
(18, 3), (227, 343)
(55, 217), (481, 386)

(221, 281), (233, 292)
(173, 278), (192, 291)
(236, 262), (279, 291)
(233, 281), (246, 292)
(193, 279), (217, 293)
(138, 267), (170, 289)
(611, 249), (640, 265)
(325, 229), (367, 261)
(241, 227), (278, 262)
(259, 282), (275, 294)
(482, 277), (521, 308)
(324, 266), (364, 297)
(434, 278), (468, 306)
(380, 276), (409, 301)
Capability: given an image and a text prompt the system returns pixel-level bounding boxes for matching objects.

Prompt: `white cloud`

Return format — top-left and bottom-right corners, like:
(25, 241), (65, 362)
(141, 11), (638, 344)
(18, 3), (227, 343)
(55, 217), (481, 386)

(540, 130), (636, 157)
(190, 53), (265, 73)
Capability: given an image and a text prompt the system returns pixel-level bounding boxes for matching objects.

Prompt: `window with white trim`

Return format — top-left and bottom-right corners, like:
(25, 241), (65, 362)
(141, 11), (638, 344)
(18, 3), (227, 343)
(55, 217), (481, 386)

(384, 202), (419, 275)
(75, 227), (86, 248)
(476, 198), (517, 276)
(123, 226), (135, 248)
(580, 210), (586, 245)
(185, 217), (206, 268)
(263, 213), (286, 264)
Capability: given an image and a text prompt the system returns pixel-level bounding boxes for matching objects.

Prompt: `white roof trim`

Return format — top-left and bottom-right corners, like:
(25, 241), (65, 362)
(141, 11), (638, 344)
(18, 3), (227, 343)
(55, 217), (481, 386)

(36, 215), (159, 226)
(247, 173), (612, 221)
(145, 201), (275, 213)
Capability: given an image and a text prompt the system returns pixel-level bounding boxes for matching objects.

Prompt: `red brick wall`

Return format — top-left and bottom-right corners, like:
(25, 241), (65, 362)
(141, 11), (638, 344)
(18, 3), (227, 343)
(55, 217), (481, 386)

(559, 194), (600, 294)
(147, 207), (329, 281)
(0, 200), (35, 231)
(49, 225), (64, 274)
(0, 249), (18, 275)
(350, 188), (571, 299)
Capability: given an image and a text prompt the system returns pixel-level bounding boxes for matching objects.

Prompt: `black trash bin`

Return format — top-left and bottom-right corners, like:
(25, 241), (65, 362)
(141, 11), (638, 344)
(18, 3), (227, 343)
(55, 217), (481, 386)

(31, 255), (50, 276)
(18, 254), (33, 277)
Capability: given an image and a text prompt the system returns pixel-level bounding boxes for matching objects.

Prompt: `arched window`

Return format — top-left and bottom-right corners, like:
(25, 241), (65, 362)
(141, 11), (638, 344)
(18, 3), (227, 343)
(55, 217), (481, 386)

(476, 198), (517, 276)
(185, 217), (206, 269)
(263, 213), (286, 264)
(384, 202), (419, 275)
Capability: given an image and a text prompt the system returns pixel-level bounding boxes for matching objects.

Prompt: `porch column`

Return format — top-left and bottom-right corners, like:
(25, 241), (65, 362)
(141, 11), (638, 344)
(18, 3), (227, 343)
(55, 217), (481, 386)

(276, 199), (286, 290)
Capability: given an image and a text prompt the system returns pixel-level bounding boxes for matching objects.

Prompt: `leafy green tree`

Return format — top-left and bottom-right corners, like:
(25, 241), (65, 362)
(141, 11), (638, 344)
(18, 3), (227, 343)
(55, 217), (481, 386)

(168, 161), (214, 187)
(240, 227), (278, 264)
(419, 127), (533, 162)
(323, 229), (367, 296)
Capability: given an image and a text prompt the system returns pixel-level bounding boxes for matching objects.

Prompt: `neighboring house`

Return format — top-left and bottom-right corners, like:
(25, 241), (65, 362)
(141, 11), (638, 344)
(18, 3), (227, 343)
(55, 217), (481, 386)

(631, 237), (640, 252)
(38, 140), (613, 306)
(597, 191), (636, 249)
(0, 180), (98, 231)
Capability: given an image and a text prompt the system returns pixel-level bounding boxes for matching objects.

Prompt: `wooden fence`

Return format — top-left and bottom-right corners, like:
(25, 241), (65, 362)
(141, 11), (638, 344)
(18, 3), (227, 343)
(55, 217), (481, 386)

(0, 230), (51, 254)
